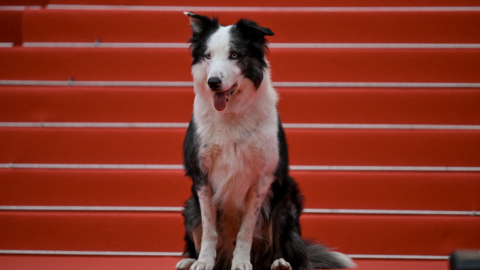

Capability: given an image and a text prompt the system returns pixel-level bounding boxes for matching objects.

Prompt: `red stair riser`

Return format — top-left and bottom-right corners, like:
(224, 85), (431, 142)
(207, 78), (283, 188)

(0, 256), (450, 270)
(356, 260), (448, 270)
(0, 169), (192, 207)
(0, 212), (185, 252)
(0, 86), (196, 123)
(46, 0), (480, 7)
(295, 171), (480, 210)
(22, 9), (480, 43)
(1, 169), (479, 211)
(1, 2), (479, 265)
(287, 129), (480, 166)
(277, 88), (480, 125)
(1, 211), (479, 255)
(1, 86), (480, 125)
(301, 214), (480, 255)
(1, 48), (480, 82)
(1, 128), (479, 166)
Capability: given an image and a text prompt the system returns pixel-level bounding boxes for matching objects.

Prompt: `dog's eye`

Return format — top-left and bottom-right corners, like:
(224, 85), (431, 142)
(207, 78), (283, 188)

(205, 53), (211, 59)
(230, 52), (238, 59)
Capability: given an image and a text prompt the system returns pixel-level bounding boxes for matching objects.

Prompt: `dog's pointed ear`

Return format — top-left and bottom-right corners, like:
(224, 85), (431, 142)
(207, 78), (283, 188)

(184, 12), (213, 36)
(235, 19), (274, 39)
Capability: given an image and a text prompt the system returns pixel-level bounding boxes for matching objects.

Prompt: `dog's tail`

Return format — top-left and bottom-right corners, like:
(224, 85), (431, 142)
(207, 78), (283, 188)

(307, 242), (356, 269)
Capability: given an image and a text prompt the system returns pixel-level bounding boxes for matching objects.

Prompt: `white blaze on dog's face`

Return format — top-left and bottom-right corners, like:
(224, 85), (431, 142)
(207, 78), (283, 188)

(203, 25), (241, 111)
(185, 12), (274, 112)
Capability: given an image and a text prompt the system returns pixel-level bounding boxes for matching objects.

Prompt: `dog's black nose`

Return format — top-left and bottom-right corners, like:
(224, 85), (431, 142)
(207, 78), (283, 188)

(208, 77), (222, 91)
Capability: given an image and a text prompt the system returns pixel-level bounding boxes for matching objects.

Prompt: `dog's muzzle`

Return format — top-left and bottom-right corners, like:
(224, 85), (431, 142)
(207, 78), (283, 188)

(207, 77), (237, 112)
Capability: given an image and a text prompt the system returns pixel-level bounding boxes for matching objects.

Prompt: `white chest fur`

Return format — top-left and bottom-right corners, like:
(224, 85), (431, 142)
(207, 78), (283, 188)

(196, 111), (279, 209)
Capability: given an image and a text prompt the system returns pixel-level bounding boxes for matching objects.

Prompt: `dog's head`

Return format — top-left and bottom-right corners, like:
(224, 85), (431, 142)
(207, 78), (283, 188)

(185, 12), (274, 112)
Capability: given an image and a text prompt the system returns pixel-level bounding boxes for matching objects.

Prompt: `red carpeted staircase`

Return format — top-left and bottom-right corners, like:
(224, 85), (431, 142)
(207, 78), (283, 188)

(1, 1), (480, 269)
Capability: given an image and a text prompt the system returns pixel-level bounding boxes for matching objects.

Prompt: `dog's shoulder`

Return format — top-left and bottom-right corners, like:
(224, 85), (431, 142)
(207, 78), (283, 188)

(273, 116), (290, 180)
(183, 116), (206, 185)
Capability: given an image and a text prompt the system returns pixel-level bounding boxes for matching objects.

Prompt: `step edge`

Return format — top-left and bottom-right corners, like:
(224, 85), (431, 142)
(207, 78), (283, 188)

(1, 206), (477, 216)
(0, 249), (450, 260)
(2, 80), (480, 88)
(21, 42), (480, 49)
(2, 122), (479, 130)
(1, 163), (480, 172)
(45, 5), (480, 12)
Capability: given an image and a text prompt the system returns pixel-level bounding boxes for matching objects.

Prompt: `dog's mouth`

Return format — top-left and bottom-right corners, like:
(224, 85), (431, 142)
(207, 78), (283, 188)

(213, 83), (237, 111)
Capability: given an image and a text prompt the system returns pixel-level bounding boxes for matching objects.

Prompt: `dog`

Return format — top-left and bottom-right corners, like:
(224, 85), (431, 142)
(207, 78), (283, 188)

(176, 12), (356, 270)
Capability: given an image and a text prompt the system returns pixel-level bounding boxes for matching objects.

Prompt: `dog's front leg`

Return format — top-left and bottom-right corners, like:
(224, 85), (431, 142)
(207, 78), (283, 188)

(192, 185), (218, 270)
(231, 175), (273, 270)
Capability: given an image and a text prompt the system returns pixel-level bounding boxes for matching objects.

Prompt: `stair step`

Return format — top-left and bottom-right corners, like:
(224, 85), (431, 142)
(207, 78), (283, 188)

(1, 169), (479, 211)
(296, 171), (480, 210)
(0, 169), (191, 208)
(1, 211), (479, 255)
(1, 86), (480, 125)
(0, 256), (450, 270)
(21, 9), (480, 43)
(0, 211), (184, 252)
(2, 48), (480, 83)
(1, 2), (478, 269)
(1, 127), (479, 166)
(277, 88), (480, 125)
(357, 259), (448, 270)
(45, 0), (480, 7)
(0, 86), (195, 123)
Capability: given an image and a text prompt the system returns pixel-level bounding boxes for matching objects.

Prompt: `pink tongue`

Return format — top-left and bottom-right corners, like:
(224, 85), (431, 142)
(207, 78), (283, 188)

(214, 91), (227, 111)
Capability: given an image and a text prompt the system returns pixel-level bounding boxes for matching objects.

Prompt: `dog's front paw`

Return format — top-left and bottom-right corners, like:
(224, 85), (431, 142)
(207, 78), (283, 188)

(231, 260), (252, 270)
(271, 258), (292, 270)
(176, 258), (197, 270)
(190, 259), (215, 270)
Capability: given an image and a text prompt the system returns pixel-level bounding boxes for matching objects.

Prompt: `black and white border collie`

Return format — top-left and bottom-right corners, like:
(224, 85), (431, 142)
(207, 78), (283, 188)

(177, 12), (356, 270)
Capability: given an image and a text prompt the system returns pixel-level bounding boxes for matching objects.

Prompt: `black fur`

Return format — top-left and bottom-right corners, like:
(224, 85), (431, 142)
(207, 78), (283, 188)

(181, 13), (352, 270)
(229, 19), (274, 89)
(186, 12), (221, 66)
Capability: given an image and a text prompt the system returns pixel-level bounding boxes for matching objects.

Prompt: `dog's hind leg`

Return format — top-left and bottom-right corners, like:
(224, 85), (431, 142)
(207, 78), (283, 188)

(272, 225), (310, 270)
(177, 196), (201, 270)
(270, 201), (355, 270)
(269, 193), (311, 270)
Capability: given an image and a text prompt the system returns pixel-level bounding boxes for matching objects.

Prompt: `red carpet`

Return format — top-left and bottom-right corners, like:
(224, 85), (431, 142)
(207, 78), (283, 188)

(1, 1), (479, 269)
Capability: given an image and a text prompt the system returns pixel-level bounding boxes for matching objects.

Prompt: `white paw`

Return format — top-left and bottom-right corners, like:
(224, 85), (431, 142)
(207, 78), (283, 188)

(190, 259), (215, 270)
(231, 260), (252, 270)
(271, 258), (292, 270)
(176, 258), (197, 270)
